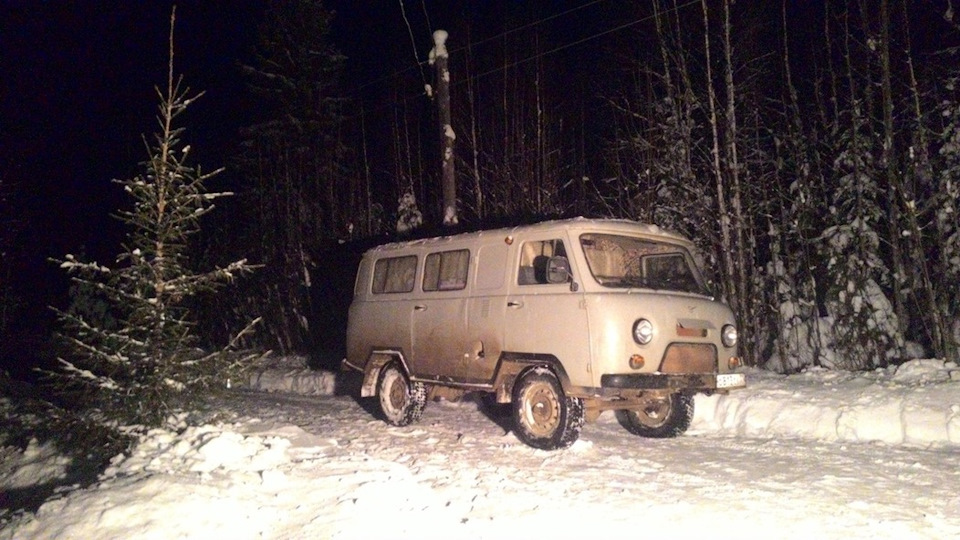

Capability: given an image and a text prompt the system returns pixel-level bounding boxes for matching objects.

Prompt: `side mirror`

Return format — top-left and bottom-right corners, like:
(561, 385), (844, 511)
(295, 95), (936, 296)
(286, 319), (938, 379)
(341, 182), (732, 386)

(546, 256), (572, 284)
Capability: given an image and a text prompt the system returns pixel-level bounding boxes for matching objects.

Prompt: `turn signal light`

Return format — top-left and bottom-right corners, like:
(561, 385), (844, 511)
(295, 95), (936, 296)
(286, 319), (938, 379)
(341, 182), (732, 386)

(728, 356), (742, 370)
(629, 354), (645, 369)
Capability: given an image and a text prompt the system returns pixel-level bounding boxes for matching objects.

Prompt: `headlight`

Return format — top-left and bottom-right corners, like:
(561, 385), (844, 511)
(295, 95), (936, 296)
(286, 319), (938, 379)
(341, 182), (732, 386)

(721, 324), (738, 348)
(632, 319), (654, 345)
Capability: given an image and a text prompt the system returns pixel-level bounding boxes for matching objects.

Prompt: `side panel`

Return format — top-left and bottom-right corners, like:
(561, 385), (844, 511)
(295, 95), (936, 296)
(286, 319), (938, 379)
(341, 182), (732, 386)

(410, 290), (470, 379)
(345, 253), (414, 370)
(462, 243), (509, 383)
(503, 232), (592, 388)
(345, 255), (374, 368)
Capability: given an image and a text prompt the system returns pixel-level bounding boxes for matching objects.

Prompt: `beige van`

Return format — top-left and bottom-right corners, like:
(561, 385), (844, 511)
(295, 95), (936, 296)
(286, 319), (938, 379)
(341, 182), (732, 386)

(343, 218), (745, 450)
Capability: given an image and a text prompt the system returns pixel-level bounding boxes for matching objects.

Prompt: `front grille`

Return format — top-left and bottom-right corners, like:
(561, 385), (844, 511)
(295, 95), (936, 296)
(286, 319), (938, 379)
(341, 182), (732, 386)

(676, 324), (707, 338)
(659, 343), (717, 373)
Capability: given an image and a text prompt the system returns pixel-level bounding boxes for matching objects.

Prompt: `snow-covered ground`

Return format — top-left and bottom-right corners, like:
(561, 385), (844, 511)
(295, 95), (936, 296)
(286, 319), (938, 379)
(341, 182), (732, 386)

(2, 358), (960, 539)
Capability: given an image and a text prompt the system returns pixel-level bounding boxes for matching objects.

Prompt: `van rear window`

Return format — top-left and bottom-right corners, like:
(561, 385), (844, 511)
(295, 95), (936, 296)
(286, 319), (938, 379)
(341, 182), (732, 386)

(423, 249), (469, 291)
(372, 255), (418, 294)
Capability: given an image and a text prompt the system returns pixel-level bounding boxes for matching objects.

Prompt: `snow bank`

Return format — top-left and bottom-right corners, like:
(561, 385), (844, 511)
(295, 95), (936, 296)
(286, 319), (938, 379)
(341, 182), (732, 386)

(247, 355), (337, 395)
(247, 356), (960, 449)
(693, 359), (960, 447)
(242, 359), (960, 446)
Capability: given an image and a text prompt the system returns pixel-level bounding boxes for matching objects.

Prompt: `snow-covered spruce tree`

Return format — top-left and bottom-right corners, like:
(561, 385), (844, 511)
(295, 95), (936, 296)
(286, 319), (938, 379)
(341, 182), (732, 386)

(233, 0), (348, 354)
(934, 74), (960, 360)
(396, 190), (423, 234)
(821, 102), (904, 370)
(52, 13), (255, 429)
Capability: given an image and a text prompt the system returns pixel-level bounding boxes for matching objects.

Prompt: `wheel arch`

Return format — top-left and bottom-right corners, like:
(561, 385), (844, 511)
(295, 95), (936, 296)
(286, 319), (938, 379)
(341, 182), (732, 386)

(360, 350), (410, 398)
(492, 353), (574, 403)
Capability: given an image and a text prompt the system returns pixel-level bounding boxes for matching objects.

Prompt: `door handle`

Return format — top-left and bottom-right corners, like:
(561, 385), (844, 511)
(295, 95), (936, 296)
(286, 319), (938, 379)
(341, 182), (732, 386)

(414, 305), (427, 311)
(507, 301), (523, 308)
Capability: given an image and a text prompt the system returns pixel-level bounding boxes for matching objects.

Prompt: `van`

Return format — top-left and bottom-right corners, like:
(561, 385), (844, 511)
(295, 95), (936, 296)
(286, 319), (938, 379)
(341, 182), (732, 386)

(343, 218), (745, 450)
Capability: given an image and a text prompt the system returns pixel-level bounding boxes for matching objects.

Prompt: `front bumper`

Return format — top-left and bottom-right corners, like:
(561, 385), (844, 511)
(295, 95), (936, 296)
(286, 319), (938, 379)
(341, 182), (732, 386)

(600, 372), (746, 391)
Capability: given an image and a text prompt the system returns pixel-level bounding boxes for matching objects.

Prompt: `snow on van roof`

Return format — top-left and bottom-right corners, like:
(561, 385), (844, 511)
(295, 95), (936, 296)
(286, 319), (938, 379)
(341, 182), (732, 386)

(367, 218), (690, 253)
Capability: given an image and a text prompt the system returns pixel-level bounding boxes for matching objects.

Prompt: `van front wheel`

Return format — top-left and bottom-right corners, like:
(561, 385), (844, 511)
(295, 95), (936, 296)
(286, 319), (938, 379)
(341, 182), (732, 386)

(512, 367), (584, 450)
(377, 363), (427, 427)
(616, 393), (693, 438)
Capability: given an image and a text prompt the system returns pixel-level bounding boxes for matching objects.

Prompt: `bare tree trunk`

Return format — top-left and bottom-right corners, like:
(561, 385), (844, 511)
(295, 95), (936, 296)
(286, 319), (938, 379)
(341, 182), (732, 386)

(360, 103), (373, 235)
(671, 0), (697, 182)
(652, 1), (674, 105)
(535, 32), (544, 214)
(700, 0), (737, 313)
(823, 0), (840, 134)
(465, 29), (484, 219)
(782, 0), (826, 366)
(721, 0), (752, 363)
(879, 0), (909, 339)
(898, 0), (950, 359)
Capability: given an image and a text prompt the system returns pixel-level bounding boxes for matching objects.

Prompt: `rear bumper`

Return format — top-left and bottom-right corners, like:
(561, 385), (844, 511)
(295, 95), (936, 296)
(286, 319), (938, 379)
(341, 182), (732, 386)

(341, 358), (363, 373)
(600, 372), (745, 391)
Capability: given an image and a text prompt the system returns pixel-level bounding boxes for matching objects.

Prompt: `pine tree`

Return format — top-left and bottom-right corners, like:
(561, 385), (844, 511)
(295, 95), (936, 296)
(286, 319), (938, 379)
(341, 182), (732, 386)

(821, 102), (904, 369)
(396, 190), (423, 234)
(52, 9), (256, 429)
(233, 0), (348, 354)
(934, 73), (960, 360)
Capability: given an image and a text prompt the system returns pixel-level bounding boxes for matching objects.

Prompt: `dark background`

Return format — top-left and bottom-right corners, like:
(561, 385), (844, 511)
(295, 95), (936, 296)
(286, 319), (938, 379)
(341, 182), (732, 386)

(2, 1), (958, 377)
(2, 2), (265, 377)
(0, 1), (612, 377)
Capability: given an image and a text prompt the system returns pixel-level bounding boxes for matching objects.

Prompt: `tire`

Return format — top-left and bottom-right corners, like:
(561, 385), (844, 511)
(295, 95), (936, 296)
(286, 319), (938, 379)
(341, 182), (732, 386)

(377, 362), (427, 427)
(616, 393), (693, 438)
(511, 367), (584, 450)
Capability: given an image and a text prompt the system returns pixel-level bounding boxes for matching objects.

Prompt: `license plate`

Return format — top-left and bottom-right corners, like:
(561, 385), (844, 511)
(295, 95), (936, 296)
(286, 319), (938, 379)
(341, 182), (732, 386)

(716, 373), (745, 389)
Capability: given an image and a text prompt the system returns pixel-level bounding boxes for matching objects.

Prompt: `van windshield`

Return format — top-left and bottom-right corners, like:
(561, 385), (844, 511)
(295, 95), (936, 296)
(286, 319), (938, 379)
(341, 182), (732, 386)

(579, 233), (708, 295)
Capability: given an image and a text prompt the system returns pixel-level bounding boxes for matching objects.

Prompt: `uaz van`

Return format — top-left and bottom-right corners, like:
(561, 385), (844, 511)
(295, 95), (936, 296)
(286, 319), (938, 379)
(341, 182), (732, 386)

(343, 218), (745, 449)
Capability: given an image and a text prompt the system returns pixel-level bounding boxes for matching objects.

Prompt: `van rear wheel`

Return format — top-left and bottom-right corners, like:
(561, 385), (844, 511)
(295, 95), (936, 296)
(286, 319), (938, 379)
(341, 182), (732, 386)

(377, 363), (427, 427)
(512, 367), (584, 450)
(616, 393), (693, 438)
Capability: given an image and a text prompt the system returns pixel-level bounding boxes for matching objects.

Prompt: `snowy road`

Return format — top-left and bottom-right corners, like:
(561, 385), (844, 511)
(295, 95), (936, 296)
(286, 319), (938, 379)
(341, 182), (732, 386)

(5, 361), (960, 539)
(209, 389), (960, 539)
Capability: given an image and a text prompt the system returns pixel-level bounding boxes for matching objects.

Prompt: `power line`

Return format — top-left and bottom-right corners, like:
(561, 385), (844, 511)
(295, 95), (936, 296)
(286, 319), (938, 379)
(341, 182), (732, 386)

(463, 0), (701, 86)
(398, 0), (429, 89)
(447, 0), (610, 56)
(349, 0), (701, 119)
(354, 0), (610, 93)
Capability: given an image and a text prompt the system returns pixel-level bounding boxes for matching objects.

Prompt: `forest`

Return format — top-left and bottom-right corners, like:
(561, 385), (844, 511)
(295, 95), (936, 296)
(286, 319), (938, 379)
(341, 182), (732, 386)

(210, 0), (959, 373)
(2, 0), (959, 389)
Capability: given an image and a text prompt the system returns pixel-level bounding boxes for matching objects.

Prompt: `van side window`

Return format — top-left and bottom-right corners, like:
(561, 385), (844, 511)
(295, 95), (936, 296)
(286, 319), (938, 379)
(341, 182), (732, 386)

(372, 255), (417, 294)
(423, 249), (470, 291)
(517, 239), (568, 285)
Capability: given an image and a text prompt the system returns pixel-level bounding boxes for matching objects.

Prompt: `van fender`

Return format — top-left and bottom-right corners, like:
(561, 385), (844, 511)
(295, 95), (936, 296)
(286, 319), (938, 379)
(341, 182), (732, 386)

(360, 351), (410, 398)
(492, 353), (574, 403)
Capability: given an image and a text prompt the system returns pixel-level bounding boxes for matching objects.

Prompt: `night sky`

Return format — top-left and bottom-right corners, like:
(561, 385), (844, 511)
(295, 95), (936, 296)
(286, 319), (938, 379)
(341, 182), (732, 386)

(0, 1), (605, 374)
(2, 2), (267, 373)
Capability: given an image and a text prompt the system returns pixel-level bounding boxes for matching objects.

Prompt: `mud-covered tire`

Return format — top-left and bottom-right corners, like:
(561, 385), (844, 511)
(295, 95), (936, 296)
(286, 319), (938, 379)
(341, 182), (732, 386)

(616, 393), (693, 438)
(511, 367), (584, 450)
(377, 363), (427, 427)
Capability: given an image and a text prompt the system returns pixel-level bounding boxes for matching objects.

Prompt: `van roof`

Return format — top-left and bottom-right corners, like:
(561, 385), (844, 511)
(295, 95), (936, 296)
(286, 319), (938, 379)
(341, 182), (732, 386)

(366, 217), (692, 254)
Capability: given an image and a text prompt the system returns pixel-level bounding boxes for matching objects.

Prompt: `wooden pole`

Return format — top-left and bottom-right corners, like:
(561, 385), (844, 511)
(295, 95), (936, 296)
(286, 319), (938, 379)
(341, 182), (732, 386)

(431, 29), (457, 226)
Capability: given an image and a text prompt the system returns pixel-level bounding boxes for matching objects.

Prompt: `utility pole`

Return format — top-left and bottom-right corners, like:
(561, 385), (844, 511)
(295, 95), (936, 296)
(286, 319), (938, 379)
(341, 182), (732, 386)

(430, 29), (457, 226)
